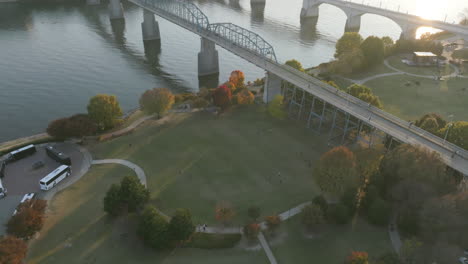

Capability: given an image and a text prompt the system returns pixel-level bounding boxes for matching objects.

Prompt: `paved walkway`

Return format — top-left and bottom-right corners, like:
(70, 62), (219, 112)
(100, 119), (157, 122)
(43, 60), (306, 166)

(388, 213), (402, 256)
(91, 159), (147, 187)
(99, 114), (157, 141)
(258, 232), (278, 264)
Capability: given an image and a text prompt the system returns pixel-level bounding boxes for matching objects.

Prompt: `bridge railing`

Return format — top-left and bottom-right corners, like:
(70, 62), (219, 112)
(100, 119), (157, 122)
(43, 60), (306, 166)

(275, 62), (468, 160)
(138, 0), (210, 30)
(209, 23), (278, 62)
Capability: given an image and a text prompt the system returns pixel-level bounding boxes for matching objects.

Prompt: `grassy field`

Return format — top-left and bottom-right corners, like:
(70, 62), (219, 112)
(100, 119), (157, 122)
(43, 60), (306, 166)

(270, 217), (393, 264)
(365, 75), (468, 121)
(387, 56), (455, 76)
(89, 106), (330, 225)
(27, 164), (268, 264)
(342, 63), (395, 80)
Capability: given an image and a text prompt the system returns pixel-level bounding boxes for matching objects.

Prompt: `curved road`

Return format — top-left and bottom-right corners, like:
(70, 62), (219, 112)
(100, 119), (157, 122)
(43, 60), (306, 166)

(91, 159), (147, 187)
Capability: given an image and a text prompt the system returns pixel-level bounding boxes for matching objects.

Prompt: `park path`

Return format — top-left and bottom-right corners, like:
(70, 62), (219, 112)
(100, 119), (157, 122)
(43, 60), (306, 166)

(388, 213), (402, 255)
(91, 159), (147, 187)
(99, 114), (157, 141)
(258, 232), (278, 264)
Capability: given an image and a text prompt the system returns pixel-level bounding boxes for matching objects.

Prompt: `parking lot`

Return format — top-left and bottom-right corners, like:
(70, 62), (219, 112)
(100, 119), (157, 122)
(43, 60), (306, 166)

(0, 142), (85, 235)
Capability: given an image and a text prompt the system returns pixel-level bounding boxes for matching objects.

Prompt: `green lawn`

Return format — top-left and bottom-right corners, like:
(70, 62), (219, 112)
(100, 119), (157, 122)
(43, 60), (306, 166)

(27, 165), (268, 264)
(89, 106), (329, 225)
(270, 216), (393, 264)
(387, 56), (455, 76)
(342, 63), (395, 80)
(364, 75), (468, 121)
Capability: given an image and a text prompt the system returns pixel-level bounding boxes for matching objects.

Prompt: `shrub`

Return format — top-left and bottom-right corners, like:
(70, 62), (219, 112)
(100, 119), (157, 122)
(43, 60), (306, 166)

(267, 95), (286, 119)
(103, 176), (149, 216)
(247, 206), (261, 221)
(235, 89), (255, 105)
(192, 98), (209, 108)
(301, 204), (325, 232)
(312, 195), (328, 213)
(243, 223), (260, 241)
(46, 118), (68, 139)
(341, 188), (358, 214)
(265, 215), (282, 233)
(215, 202), (235, 226)
(137, 206), (170, 249)
(0, 236), (28, 264)
(346, 251), (369, 264)
(253, 78), (265, 86)
(7, 199), (47, 240)
(104, 184), (122, 216)
(47, 114), (97, 139)
(169, 208), (195, 243)
(327, 203), (351, 225)
(175, 93), (197, 104)
(367, 197), (390, 226)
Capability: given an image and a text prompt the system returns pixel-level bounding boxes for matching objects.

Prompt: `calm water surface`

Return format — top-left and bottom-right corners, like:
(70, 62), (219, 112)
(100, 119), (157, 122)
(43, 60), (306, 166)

(0, 0), (466, 141)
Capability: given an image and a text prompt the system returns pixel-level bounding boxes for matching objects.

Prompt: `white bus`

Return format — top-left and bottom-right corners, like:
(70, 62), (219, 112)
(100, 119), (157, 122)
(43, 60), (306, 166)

(39, 165), (71, 191)
(0, 178), (6, 198)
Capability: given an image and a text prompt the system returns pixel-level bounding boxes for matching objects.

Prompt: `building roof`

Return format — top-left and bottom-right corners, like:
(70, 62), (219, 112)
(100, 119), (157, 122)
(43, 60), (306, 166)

(413, 52), (437, 57)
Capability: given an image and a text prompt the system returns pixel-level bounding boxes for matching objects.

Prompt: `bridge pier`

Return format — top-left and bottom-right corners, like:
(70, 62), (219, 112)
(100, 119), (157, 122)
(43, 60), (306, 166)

(399, 25), (418, 40)
(301, 0), (320, 18)
(109, 0), (124, 20)
(198, 38), (219, 77)
(251, 0), (266, 5)
(141, 10), (160, 42)
(263, 72), (282, 103)
(344, 12), (363, 32)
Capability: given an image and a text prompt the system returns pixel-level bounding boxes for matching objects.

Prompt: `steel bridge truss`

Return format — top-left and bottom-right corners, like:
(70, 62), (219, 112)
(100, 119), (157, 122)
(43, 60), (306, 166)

(135, 0), (278, 62)
(284, 84), (388, 147)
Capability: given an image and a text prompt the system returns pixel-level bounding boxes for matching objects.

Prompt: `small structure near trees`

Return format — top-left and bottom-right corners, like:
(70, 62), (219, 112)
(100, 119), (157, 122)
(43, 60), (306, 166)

(410, 52), (438, 66)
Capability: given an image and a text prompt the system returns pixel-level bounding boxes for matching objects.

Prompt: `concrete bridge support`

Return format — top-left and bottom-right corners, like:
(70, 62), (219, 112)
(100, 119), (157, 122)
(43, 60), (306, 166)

(301, 0), (321, 18)
(345, 14), (362, 32)
(86, 0), (100, 6)
(141, 10), (160, 42)
(399, 24), (419, 40)
(198, 38), (219, 77)
(251, 0), (266, 5)
(109, 0), (124, 20)
(263, 72), (282, 103)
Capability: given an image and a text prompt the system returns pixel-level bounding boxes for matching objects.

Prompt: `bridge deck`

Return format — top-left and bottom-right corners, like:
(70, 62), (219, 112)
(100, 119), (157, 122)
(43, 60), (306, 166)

(129, 0), (468, 175)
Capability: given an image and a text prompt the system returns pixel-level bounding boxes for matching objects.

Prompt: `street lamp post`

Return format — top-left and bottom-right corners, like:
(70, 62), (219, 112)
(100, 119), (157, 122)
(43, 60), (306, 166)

(443, 123), (453, 144)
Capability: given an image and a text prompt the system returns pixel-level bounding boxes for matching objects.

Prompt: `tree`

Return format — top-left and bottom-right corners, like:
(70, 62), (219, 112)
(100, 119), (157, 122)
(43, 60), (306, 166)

(335, 32), (363, 58)
(419, 197), (461, 243)
(64, 114), (98, 138)
(212, 85), (232, 110)
(119, 176), (150, 213)
(87, 94), (122, 130)
(137, 206), (170, 249)
(264, 215), (282, 234)
(139, 88), (175, 118)
(356, 92), (383, 109)
(7, 199), (47, 240)
(0, 236), (28, 264)
(46, 118), (69, 139)
(267, 95), (287, 119)
(313, 146), (359, 196)
(400, 238), (423, 264)
(382, 36), (395, 56)
(346, 251), (369, 264)
(322, 80), (340, 90)
(367, 197), (390, 226)
(168, 208), (195, 243)
(285, 59), (305, 72)
(331, 48), (365, 74)
(229, 70), (246, 89)
(215, 202), (235, 226)
(312, 195), (328, 213)
(301, 204), (325, 232)
(346, 84), (383, 109)
(103, 184), (122, 217)
(415, 113), (447, 135)
(439, 121), (468, 150)
(327, 203), (351, 224)
(360, 36), (385, 67)
(235, 89), (255, 105)
(243, 223), (260, 241)
(379, 144), (451, 196)
(247, 206), (261, 221)
(375, 252), (401, 264)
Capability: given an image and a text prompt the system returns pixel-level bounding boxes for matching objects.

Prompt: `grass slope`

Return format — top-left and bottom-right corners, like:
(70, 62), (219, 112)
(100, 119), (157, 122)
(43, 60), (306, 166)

(90, 106), (329, 225)
(270, 217), (393, 264)
(27, 165), (268, 264)
(365, 75), (468, 121)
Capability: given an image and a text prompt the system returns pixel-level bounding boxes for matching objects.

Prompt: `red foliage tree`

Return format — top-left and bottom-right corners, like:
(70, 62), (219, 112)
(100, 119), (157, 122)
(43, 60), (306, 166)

(346, 251), (369, 264)
(65, 114), (98, 138)
(243, 223), (260, 240)
(212, 85), (232, 110)
(215, 202), (235, 226)
(7, 199), (47, 240)
(265, 215), (282, 233)
(46, 117), (68, 139)
(0, 236), (28, 264)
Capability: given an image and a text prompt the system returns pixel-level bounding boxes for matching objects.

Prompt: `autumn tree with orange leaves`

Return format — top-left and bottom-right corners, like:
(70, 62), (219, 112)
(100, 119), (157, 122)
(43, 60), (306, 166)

(215, 202), (235, 226)
(235, 89), (255, 105)
(229, 70), (245, 89)
(346, 251), (369, 264)
(7, 199), (47, 240)
(0, 236), (28, 264)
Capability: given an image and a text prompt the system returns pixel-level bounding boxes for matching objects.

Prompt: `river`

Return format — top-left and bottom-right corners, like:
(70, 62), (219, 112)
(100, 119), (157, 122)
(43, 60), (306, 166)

(0, 0), (466, 141)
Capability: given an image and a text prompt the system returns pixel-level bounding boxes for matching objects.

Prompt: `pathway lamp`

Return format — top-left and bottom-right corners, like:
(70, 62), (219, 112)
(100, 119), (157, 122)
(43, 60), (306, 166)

(443, 123), (454, 144)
